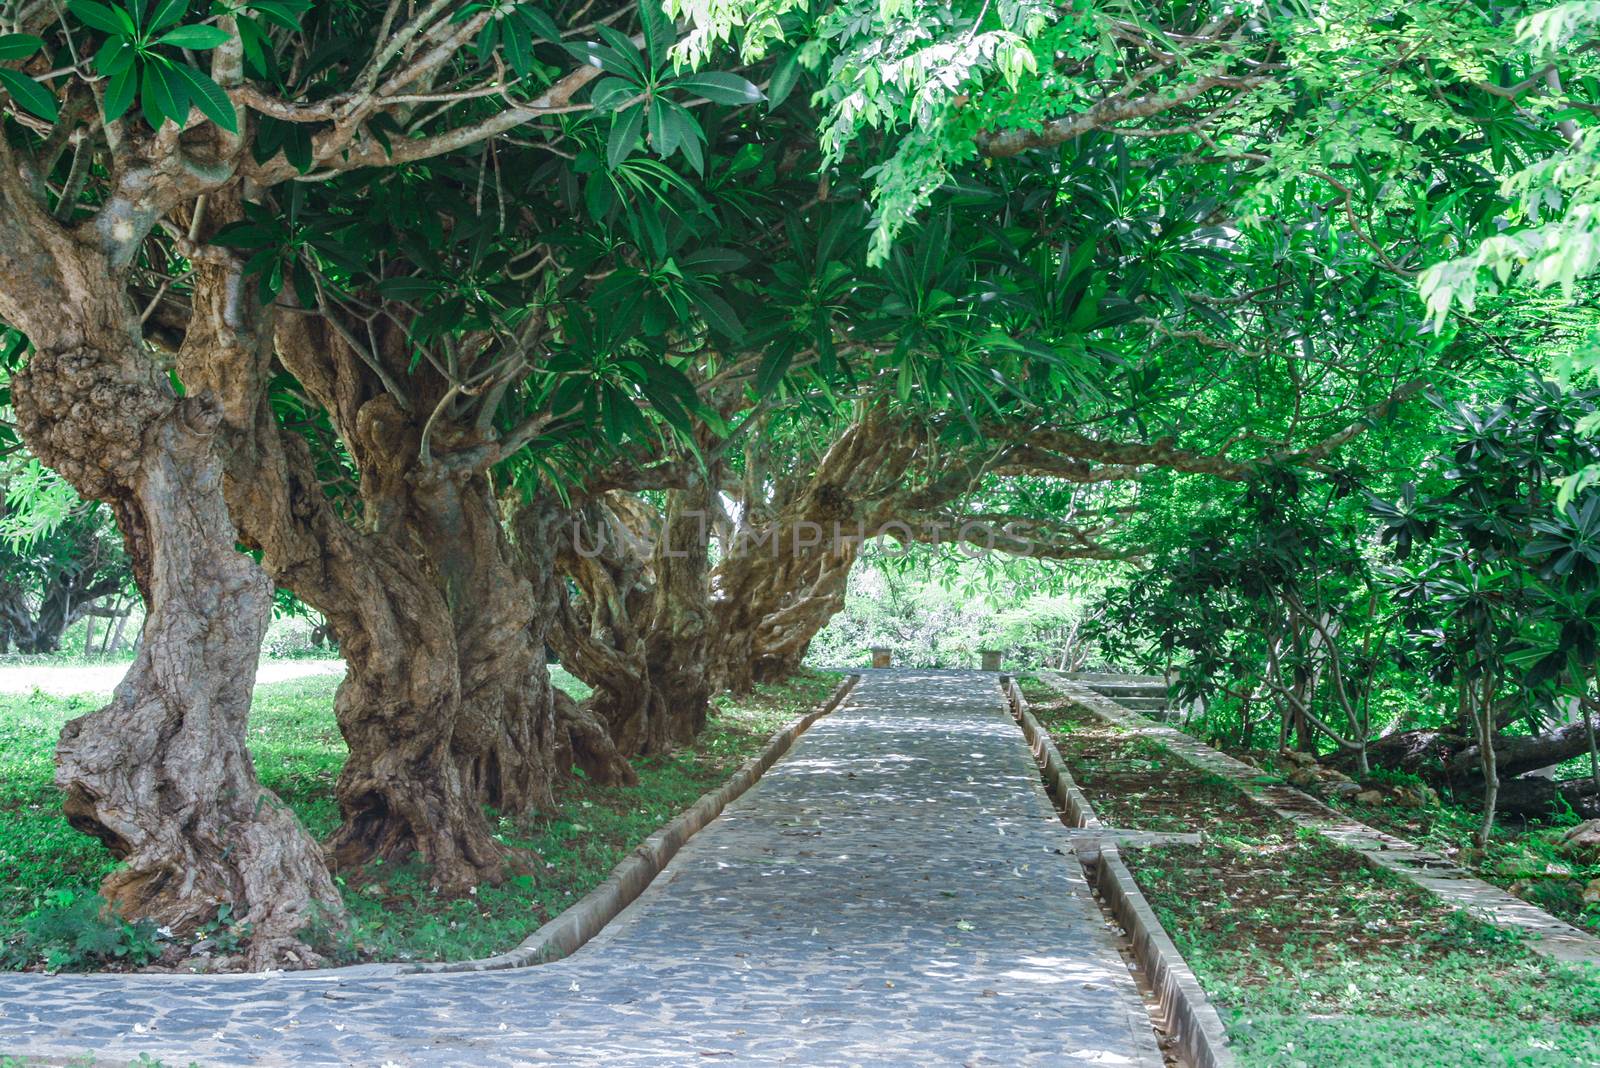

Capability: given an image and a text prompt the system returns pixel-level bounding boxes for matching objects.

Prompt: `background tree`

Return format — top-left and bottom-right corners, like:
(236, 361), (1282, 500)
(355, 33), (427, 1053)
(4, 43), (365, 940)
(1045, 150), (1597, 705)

(0, 456), (131, 655)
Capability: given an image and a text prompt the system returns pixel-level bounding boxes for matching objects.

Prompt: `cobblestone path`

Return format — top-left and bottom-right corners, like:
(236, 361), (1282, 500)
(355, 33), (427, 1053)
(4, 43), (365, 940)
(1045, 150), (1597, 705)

(0, 670), (1162, 1067)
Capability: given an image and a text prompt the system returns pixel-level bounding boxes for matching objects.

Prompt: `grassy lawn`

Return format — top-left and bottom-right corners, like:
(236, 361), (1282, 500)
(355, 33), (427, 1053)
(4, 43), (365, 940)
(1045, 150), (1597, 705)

(1022, 683), (1600, 1068)
(0, 664), (840, 970)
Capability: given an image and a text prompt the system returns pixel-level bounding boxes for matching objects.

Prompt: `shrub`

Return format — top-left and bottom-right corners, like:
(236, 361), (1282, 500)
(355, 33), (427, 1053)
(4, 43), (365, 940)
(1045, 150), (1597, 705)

(0, 889), (161, 971)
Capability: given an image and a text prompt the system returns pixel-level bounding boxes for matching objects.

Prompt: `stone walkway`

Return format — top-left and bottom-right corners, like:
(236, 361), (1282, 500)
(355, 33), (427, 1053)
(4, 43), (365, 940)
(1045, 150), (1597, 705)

(0, 670), (1161, 1067)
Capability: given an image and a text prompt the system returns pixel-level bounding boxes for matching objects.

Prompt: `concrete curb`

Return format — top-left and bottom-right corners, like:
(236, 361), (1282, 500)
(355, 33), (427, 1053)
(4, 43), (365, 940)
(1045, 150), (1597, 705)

(1040, 670), (1600, 966)
(1001, 676), (1237, 1068)
(405, 672), (861, 975)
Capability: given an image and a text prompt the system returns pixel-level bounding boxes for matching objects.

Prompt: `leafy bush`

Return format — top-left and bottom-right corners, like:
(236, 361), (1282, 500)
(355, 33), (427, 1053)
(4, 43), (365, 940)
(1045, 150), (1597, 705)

(0, 888), (161, 971)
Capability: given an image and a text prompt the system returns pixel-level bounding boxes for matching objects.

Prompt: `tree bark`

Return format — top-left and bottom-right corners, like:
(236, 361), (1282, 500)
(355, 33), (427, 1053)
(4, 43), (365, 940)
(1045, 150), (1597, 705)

(1495, 775), (1600, 820)
(12, 347), (342, 966)
(645, 481), (716, 745)
(411, 466), (556, 819)
(1337, 721), (1599, 785)
(0, 559), (123, 654)
(711, 505), (860, 692)
(206, 312), (556, 892)
(522, 493), (663, 774)
(318, 542), (510, 889)
(0, 151), (344, 964)
(710, 411), (919, 692)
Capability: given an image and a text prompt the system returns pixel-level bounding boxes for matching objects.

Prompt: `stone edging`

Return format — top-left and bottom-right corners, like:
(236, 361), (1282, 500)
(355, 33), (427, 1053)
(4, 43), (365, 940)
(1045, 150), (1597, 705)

(317, 673), (861, 980)
(1039, 671), (1600, 966)
(1000, 676), (1237, 1068)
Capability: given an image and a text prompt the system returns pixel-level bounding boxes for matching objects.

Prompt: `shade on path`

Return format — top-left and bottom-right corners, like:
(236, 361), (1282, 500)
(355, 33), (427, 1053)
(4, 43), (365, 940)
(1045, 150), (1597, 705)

(0, 670), (1161, 1066)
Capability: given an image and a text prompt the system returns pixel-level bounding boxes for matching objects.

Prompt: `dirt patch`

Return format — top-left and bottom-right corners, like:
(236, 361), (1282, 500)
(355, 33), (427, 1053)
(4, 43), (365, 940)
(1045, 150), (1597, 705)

(1026, 689), (1600, 990)
(1033, 696), (1276, 834)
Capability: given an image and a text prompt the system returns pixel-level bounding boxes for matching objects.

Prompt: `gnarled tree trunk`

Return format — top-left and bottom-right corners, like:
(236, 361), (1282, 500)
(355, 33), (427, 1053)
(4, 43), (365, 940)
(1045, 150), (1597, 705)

(210, 314), (561, 892)
(710, 411), (917, 693)
(0, 162), (344, 965)
(521, 493), (658, 774)
(319, 544), (509, 890)
(2, 573), (123, 654)
(712, 536), (857, 692)
(645, 481), (716, 745)
(519, 483), (717, 775)
(413, 466), (557, 820)
(13, 346), (342, 966)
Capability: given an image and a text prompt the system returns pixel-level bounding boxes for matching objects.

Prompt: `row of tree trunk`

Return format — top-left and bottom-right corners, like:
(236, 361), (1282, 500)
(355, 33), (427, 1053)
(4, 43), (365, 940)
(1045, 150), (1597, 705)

(3, 163), (1015, 966)
(6, 273), (864, 966)
(0, 34), (910, 968)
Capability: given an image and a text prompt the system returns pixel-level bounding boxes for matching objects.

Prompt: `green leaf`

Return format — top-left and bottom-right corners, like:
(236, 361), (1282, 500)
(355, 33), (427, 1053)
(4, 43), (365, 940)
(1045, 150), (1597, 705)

(141, 59), (188, 129)
(638, 0), (673, 68)
(650, 99), (700, 160)
(376, 277), (440, 300)
(755, 340), (795, 396)
(589, 76), (637, 113)
(646, 97), (667, 156)
(500, 18), (533, 77)
(512, 5), (561, 44)
(249, 0), (309, 32)
(0, 33), (44, 61)
(155, 24), (231, 49)
(102, 63), (136, 122)
(209, 220), (278, 248)
(282, 121), (312, 172)
(607, 104), (644, 170)
(68, 0), (136, 36)
(678, 247), (748, 274)
(95, 34), (135, 75)
(766, 51), (800, 109)
(168, 62), (237, 132)
(584, 172), (615, 222)
(594, 25), (647, 80)
(290, 257), (317, 308)
(259, 254), (284, 303)
(565, 38), (642, 81)
(667, 106), (703, 172)
(146, 0), (187, 32)
(683, 278), (742, 338)
(0, 68), (58, 122)
(671, 72), (763, 106)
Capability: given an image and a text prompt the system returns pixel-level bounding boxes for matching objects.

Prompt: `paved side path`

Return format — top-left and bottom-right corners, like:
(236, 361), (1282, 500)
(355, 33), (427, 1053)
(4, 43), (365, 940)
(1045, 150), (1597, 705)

(0, 658), (343, 697)
(0, 671), (1160, 1067)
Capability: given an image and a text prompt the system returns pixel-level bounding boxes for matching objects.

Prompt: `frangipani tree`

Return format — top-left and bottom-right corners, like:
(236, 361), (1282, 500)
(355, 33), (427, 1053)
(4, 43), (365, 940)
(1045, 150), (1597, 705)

(0, 0), (774, 963)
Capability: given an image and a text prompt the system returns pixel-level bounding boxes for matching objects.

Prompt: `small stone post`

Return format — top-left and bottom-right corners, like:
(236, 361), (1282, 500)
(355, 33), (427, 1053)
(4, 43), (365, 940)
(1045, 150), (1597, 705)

(870, 646), (892, 668)
(980, 649), (1002, 671)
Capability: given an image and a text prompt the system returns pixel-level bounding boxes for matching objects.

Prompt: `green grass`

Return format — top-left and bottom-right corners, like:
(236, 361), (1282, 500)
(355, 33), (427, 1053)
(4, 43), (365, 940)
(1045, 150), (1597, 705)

(0, 663), (839, 968)
(1223, 1016), (1600, 1068)
(1133, 835), (1600, 1066)
(1022, 684), (1600, 1068)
